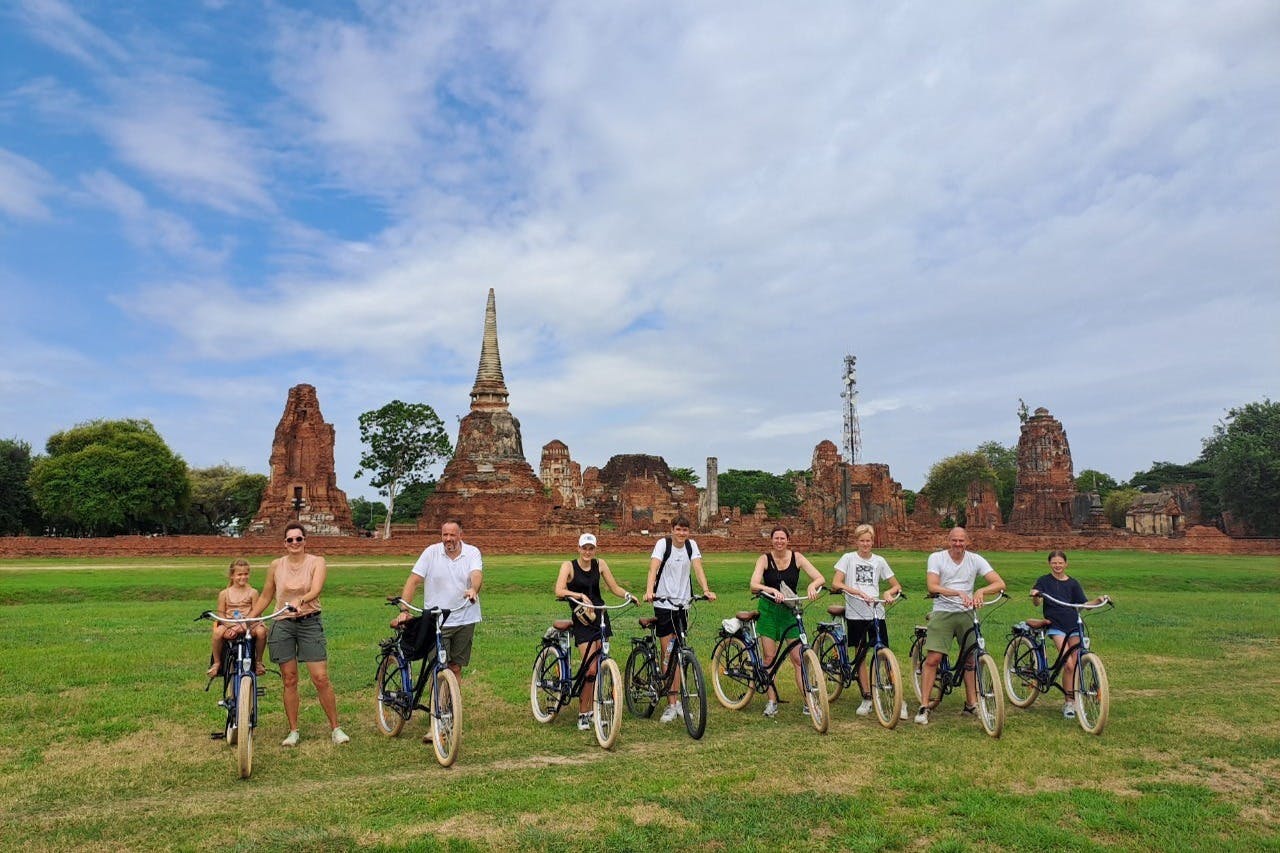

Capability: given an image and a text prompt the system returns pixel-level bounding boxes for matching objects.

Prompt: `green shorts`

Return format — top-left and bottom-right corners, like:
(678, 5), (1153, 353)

(268, 614), (328, 664)
(757, 598), (799, 643)
(924, 609), (974, 656)
(441, 623), (476, 668)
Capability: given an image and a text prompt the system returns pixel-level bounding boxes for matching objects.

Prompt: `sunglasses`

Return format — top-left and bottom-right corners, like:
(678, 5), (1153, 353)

(285, 536), (305, 544)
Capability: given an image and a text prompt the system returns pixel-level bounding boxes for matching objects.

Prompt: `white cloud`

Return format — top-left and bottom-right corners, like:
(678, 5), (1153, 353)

(0, 149), (55, 220)
(79, 170), (227, 265)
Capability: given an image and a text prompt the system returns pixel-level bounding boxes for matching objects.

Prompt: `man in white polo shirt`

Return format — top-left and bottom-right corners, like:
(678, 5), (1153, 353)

(392, 519), (483, 685)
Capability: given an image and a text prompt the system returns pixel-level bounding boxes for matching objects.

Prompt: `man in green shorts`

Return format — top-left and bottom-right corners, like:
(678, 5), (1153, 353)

(916, 527), (1005, 725)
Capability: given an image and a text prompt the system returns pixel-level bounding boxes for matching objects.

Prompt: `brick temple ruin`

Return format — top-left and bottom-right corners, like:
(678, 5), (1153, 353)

(248, 383), (355, 537)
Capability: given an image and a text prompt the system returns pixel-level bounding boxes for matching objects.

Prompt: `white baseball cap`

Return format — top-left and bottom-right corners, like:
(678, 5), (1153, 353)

(578, 533), (597, 548)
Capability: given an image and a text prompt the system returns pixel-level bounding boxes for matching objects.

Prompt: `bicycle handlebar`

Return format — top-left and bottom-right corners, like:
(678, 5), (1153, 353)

(829, 589), (907, 606)
(652, 594), (709, 609)
(197, 604), (295, 624)
(1034, 591), (1114, 611)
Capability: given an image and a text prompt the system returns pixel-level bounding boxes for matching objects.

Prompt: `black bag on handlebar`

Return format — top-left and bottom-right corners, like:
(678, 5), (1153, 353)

(400, 610), (449, 661)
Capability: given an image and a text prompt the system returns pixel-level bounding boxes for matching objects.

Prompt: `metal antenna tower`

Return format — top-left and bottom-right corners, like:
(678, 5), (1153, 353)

(841, 355), (861, 464)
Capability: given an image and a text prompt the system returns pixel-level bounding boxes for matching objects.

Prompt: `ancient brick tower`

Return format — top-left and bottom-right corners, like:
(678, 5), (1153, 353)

(420, 289), (550, 532)
(1006, 407), (1075, 534)
(248, 383), (355, 536)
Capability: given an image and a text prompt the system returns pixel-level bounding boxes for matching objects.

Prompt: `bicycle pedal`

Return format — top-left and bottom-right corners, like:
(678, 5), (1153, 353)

(216, 700), (229, 709)
(256, 687), (267, 696)
(210, 732), (226, 740)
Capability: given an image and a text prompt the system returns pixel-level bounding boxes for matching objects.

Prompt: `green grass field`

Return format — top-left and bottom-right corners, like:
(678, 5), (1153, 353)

(0, 550), (1277, 852)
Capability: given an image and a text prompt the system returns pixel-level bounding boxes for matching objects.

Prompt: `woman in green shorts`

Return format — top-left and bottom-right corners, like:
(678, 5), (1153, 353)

(748, 526), (826, 717)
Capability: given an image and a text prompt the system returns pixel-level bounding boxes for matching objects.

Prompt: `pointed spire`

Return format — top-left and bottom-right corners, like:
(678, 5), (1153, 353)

(470, 288), (510, 410)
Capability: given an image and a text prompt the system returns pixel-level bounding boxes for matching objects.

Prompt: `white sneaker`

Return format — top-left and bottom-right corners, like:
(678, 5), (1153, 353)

(281, 730), (300, 747)
(577, 712), (593, 731)
(659, 703), (682, 723)
(763, 700), (779, 717)
(900, 704), (910, 720)
(331, 727), (350, 745)
(913, 707), (929, 725)
(1063, 702), (1076, 719)
(856, 699), (873, 716)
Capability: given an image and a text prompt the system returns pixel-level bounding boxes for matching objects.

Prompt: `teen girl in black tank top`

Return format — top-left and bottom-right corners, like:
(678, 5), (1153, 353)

(763, 551), (800, 594)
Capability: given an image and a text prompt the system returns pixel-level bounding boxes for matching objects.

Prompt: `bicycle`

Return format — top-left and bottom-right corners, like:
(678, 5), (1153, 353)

(197, 604), (294, 779)
(908, 592), (1009, 738)
(530, 596), (637, 750)
(374, 597), (463, 767)
(813, 591), (908, 729)
(623, 595), (709, 739)
(1002, 592), (1114, 735)
(710, 591), (830, 733)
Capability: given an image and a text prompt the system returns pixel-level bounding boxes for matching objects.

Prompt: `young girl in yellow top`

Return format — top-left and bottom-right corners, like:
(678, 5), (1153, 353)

(207, 559), (267, 676)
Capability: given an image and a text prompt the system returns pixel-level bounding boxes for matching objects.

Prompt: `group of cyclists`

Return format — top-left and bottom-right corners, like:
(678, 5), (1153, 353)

(204, 516), (1108, 752)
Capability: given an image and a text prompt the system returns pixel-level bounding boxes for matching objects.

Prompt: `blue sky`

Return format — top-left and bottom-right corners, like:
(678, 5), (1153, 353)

(2, 0), (1277, 504)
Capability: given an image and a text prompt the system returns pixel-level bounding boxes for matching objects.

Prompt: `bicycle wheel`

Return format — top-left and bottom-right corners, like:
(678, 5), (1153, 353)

(374, 654), (409, 737)
(235, 675), (253, 779)
(1002, 635), (1042, 708)
(871, 647), (903, 730)
(909, 636), (927, 707)
(974, 652), (1005, 739)
(223, 675), (237, 746)
(530, 645), (564, 724)
(1076, 653), (1110, 736)
(593, 657), (622, 750)
(623, 645), (658, 719)
(800, 648), (830, 734)
(711, 635), (756, 710)
(431, 668), (462, 767)
(679, 651), (707, 740)
(814, 630), (846, 702)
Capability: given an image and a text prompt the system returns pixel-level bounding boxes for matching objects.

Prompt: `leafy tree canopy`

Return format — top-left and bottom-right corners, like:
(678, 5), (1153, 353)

(0, 438), (40, 535)
(670, 467), (700, 486)
(355, 401), (452, 539)
(1075, 469), (1122, 499)
(717, 469), (800, 517)
(976, 440), (1017, 518)
(30, 419), (190, 536)
(921, 451), (997, 527)
(1200, 399), (1280, 536)
(350, 497), (388, 532)
(391, 480), (437, 522)
(184, 464), (268, 534)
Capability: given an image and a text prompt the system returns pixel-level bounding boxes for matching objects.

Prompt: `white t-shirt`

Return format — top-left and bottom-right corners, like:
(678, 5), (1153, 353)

(649, 536), (703, 607)
(926, 549), (996, 613)
(833, 551), (895, 620)
(411, 541), (483, 626)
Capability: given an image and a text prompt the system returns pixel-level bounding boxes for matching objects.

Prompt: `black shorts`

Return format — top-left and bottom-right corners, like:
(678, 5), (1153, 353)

(845, 618), (889, 655)
(655, 606), (688, 638)
(570, 611), (611, 646)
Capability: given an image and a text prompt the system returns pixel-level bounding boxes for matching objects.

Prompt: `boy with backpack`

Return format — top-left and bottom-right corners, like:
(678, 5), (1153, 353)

(643, 516), (717, 722)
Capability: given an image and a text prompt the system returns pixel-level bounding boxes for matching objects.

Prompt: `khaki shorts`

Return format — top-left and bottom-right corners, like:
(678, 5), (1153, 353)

(924, 609), (975, 657)
(441, 623), (476, 668)
(268, 614), (327, 664)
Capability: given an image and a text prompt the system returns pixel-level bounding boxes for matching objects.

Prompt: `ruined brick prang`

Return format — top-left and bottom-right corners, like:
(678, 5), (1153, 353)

(540, 440), (583, 509)
(248, 383), (354, 537)
(1006, 407), (1075, 534)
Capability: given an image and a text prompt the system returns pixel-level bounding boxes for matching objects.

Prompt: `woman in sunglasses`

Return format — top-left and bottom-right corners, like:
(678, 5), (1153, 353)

(252, 522), (349, 746)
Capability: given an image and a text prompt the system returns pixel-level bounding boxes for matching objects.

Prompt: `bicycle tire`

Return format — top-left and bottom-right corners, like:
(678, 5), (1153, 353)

(593, 657), (622, 750)
(374, 653), (409, 737)
(431, 668), (462, 767)
(909, 635), (927, 707)
(974, 651), (1005, 739)
(871, 647), (903, 730)
(1076, 653), (1110, 736)
(800, 647), (830, 734)
(679, 651), (707, 740)
(623, 644), (658, 719)
(530, 644), (564, 724)
(711, 635), (756, 710)
(814, 630), (846, 702)
(235, 674), (253, 778)
(1002, 635), (1041, 708)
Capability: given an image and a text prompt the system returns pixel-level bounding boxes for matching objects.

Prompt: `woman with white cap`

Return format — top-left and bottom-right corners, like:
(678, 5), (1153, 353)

(554, 533), (635, 730)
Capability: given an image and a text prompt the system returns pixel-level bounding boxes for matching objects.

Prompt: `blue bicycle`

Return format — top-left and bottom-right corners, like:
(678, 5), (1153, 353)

(813, 592), (908, 729)
(374, 597), (463, 767)
(198, 604), (293, 779)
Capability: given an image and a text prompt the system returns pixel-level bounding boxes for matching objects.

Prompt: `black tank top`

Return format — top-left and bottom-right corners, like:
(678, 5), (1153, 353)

(567, 559), (604, 609)
(763, 551), (800, 592)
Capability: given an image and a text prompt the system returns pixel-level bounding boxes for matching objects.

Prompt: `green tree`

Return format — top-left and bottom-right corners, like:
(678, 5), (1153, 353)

(901, 488), (917, 516)
(355, 401), (452, 539)
(1075, 469), (1121, 499)
(1128, 459), (1219, 521)
(29, 419), (190, 535)
(717, 469), (800, 516)
(391, 480), (436, 523)
(185, 464), (268, 534)
(1103, 487), (1140, 528)
(350, 497), (388, 533)
(921, 451), (998, 527)
(1200, 399), (1280, 536)
(0, 438), (41, 534)
(670, 467), (700, 486)
(976, 441), (1017, 519)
